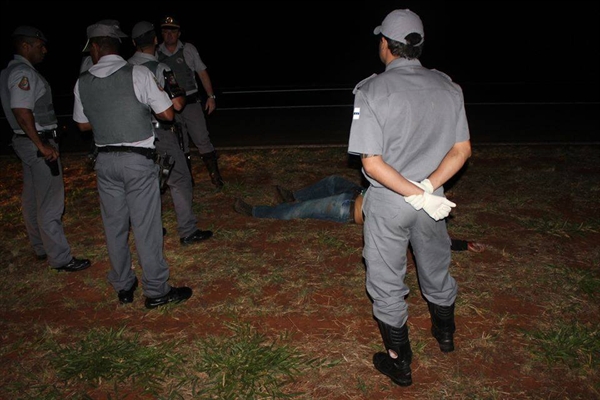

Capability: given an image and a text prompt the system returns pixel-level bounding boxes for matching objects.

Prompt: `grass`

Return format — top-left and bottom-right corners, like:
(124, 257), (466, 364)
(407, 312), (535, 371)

(190, 323), (320, 399)
(1, 145), (599, 399)
(526, 322), (600, 369)
(48, 326), (182, 395)
(6, 323), (316, 399)
(542, 263), (600, 298)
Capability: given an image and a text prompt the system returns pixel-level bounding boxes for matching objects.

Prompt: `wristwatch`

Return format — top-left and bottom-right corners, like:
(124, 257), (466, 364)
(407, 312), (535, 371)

(208, 94), (216, 99)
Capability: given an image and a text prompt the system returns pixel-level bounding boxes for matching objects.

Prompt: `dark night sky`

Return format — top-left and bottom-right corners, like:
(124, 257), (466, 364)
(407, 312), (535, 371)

(1, 1), (599, 98)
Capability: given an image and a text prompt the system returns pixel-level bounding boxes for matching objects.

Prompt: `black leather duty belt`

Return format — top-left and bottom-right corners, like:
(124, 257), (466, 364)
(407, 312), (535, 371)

(185, 92), (201, 103)
(35, 129), (58, 140)
(96, 146), (156, 159)
(15, 129), (58, 139)
(153, 121), (178, 131)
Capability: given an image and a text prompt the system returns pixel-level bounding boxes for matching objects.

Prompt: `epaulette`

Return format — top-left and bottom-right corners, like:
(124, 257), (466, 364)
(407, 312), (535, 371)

(352, 73), (377, 94)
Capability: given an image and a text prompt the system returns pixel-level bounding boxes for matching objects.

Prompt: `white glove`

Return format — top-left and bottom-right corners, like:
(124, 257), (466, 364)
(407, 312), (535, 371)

(404, 180), (429, 211)
(404, 193), (425, 210)
(404, 192), (456, 221)
(422, 192), (456, 220)
(420, 179), (434, 194)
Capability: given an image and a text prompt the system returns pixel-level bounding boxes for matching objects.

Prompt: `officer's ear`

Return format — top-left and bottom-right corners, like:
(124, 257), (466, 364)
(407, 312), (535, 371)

(379, 36), (390, 52)
(20, 40), (33, 52)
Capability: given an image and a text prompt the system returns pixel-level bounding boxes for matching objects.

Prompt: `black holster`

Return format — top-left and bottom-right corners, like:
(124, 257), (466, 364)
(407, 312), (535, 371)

(155, 152), (174, 194)
(37, 131), (60, 176)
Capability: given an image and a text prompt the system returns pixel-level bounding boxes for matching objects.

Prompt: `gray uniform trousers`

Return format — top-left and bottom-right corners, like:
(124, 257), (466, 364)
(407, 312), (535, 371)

(154, 127), (198, 237)
(176, 101), (214, 154)
(362, 187), (457, 328)
(94, 152), (170, 298)
(11, 135), (72, 267)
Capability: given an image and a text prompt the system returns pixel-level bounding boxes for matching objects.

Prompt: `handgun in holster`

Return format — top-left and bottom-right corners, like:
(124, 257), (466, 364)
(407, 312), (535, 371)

(36, 130), (60, 176)
(172, 121), (185, 152)
(87, 141), (99, 170)
(155, 152), (175, 194)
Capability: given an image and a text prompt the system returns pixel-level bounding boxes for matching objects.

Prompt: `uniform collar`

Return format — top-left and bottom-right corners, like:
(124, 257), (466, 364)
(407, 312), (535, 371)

(158, 40), (183, 56)
(385, 57), (422, 71)
(13, 54), (34, 68)
(132, 51), (157, 62)
(88, 54), (127, 76)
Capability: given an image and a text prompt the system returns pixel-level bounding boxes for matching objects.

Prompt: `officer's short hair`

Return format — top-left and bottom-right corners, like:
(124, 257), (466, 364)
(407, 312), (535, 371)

(89, 36), (121, 52)
(133, 30), (156, 48)
(382, 33), (423, 60)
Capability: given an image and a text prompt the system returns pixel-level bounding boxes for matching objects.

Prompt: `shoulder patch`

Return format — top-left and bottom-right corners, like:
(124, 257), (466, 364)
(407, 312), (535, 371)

(18, 77), (30, 91)
(352, 73), (377, 94)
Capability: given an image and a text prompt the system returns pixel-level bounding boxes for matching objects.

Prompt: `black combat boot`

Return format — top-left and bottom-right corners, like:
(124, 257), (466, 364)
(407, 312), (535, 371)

(200, 151), (224, 189)
(373, 319), (413, 386)
(184, 152), (195, 187)
(428, 301), (456, 353)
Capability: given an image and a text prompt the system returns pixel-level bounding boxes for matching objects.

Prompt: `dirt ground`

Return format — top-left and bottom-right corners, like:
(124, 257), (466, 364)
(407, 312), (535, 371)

(1, 145), (599, 399)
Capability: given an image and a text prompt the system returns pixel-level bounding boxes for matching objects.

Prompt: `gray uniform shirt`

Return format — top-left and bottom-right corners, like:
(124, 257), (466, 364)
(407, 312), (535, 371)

(156, 40), (207, 95)
(128, 52), (171, 124)
(348, 58), (469, 188)
(0, 55), (58, 133)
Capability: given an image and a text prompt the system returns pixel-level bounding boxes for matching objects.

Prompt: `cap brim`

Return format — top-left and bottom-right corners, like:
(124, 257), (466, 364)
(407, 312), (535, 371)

(373, 26), (382, 35)
(161, 24), (180, 29)
(82, 39), (91, 52)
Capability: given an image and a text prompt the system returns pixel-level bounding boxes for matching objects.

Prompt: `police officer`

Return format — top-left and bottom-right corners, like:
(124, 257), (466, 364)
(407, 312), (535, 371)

(1, 26), (91, 272)
(157, 16), (224, 188)
(128, 21), (213, 246)
(78, 20), (127, 169)
(348, 10), (472, 386)
(73, 21), (192, 308)
(79, 20), (125, 73)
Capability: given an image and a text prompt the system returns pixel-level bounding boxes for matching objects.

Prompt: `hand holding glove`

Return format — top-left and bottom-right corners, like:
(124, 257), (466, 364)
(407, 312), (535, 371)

(417, 178), (455, 220)
(404, 191), (456, 221)
(404, 180), (430, 211)
(422, 192), (456, 220)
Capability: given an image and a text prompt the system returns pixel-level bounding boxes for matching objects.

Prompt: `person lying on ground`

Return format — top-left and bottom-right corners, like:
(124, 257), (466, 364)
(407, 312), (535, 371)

(234, 175), (485, 252)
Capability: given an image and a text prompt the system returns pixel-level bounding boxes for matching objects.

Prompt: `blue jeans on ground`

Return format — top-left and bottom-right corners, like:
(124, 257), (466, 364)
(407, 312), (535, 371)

(252, 175), (363, 223)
